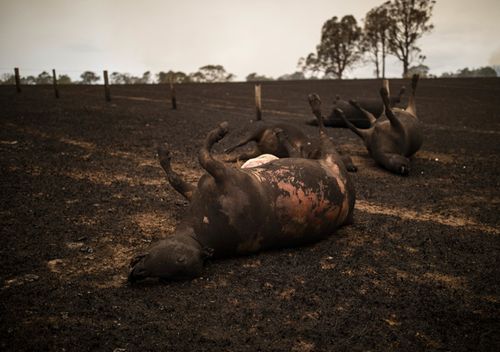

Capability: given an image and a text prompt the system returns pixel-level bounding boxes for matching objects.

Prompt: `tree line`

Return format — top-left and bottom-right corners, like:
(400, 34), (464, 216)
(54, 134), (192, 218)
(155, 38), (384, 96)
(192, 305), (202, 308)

(0, 65), (236, 85)
(295, 0), (497, 79)
(1, 0), (498, 85)
(2, 63), (496, 86)
(298, 0), (437, 79)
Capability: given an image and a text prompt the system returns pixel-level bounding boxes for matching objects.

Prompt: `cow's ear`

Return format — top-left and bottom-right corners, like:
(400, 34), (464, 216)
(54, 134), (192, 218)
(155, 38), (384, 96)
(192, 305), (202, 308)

(202, 247), (214, 259)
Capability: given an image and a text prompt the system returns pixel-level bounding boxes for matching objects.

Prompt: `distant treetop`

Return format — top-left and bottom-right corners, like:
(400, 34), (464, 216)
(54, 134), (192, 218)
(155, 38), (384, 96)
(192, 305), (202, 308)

(441, 66), (498, 78)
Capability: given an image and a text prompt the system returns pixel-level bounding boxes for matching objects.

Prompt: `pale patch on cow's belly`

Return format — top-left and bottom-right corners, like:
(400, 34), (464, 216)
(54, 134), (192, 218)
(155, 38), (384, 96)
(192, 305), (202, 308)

(241, 154), (279, 168)
(275, 181), (340, 235)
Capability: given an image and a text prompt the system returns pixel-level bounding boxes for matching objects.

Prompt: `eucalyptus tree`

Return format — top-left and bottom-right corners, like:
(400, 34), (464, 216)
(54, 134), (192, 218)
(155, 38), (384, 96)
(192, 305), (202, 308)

(301, 15), (364, 79)
(386, 0), (435, 77)
(364, 1), (391, 78)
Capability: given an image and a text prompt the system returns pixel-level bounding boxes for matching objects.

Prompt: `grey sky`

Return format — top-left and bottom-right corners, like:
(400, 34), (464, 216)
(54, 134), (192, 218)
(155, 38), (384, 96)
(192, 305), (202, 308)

(1, 0), (499, 80)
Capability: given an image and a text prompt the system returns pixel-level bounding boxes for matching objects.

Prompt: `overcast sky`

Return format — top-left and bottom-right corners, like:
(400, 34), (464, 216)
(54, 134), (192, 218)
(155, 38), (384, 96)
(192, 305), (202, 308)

(1, 0), (499, 80)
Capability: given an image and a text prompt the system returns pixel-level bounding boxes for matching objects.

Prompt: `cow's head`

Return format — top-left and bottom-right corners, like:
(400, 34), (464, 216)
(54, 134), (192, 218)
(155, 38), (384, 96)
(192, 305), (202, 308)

(128, 233), (207, 283)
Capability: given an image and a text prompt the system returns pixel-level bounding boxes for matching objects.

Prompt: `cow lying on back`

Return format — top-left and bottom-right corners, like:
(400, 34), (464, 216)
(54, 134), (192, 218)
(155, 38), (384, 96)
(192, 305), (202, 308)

(128, 114), (355, 283)
(337, 75), (423, 175)
(306, 84), (405, 128)
(224, 123), (312, 160)
(224, 122), (357, 172)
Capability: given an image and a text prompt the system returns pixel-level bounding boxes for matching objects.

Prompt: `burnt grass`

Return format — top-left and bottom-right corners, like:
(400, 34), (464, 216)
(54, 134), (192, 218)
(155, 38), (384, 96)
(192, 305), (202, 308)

(0, 78), (499, 351)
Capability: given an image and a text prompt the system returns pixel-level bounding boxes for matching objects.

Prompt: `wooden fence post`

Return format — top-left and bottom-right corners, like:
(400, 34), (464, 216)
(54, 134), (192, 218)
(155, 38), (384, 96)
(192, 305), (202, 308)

(255, 84), (262, 120)
(14, 67), (21, 93)
(103, 70), (111, 102)
(382, 79), (390, 97)
(170, 80), (177, 110)
(52, 69), (59, 98)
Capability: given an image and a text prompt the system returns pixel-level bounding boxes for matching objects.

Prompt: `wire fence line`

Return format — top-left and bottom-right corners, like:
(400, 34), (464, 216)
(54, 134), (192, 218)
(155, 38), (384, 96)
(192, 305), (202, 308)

(0, 67), (109, 79)
(1, 67), (270, 119)
(0, 67), (161, 85)
(0, 67), (337, 85)
(0, 67), (96, 72)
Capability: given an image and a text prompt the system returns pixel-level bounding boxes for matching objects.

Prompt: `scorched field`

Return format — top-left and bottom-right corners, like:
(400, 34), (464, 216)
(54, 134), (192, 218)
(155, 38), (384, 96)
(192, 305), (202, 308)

(0, 78), (499, 351)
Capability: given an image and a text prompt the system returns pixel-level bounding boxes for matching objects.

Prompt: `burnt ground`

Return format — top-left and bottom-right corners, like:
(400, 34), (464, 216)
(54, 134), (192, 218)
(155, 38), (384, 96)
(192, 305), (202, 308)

(0, 78), (499, 351)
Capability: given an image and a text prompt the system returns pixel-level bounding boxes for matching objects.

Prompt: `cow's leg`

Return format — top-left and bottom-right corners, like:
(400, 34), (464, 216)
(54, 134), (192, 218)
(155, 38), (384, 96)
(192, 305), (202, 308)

(224, 127), (264, 153)
(224, 145), (262, 162)
(382, 79), (391, 97)
(199, 122), (232, 182)
(158, 144), (196, 201)
(349, 99), (377, 126)
(340, 154), (357, 172)
(380, 87), (404, 132)
(224, 135), (255, 153)
(308, 94), (351, 163)
(336, 107), (371, 142)
(405, 74), (419, 117)
(273, 128), (302, 158)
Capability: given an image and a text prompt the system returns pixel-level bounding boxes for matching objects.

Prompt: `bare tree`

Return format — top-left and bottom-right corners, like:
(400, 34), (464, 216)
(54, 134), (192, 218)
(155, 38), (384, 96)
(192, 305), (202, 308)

(386, 0), (435, 77)
(364, 1), (391, 78)
(301, 15), (364, 79)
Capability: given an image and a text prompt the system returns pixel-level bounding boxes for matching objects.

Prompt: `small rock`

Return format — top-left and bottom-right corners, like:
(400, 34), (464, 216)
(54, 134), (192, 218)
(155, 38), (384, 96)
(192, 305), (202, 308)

(24, 274), (39, 282)
(80, 246), (94, 254)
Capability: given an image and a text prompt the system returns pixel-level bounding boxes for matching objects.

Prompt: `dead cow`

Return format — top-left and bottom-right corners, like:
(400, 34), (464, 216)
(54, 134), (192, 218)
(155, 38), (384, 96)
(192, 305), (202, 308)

(338, 74), (423, 175)
(224, 122), (357, 172)
(306, 84), (405, 128)
(128, 117), (355, 283)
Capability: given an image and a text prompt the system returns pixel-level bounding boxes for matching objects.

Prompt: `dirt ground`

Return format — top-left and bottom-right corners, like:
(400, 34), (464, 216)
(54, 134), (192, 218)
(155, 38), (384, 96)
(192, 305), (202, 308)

(0, 78), (499, 351)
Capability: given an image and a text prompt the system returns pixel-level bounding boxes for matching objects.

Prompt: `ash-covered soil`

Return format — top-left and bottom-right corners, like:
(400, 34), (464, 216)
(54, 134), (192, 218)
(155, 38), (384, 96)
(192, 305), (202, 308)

(0, 78), (499, 351)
